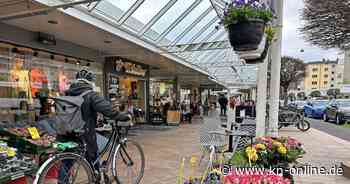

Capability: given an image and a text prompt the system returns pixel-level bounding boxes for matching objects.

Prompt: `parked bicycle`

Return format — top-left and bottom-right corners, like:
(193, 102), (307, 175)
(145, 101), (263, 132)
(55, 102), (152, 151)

(278, 107), (310, 132)
(33, 117), (145, 184)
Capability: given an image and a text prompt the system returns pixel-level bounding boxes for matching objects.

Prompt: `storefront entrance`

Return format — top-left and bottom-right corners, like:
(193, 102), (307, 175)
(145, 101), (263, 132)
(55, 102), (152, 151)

(105, 57), (149, 124)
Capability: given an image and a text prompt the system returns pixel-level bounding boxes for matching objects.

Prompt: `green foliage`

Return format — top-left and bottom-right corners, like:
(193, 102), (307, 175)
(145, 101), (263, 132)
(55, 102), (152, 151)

(342, 122), (350, 128)
(265, 26), (276, 43)
(223, 6), (273, 27)
(229, 150), (249, 167)
(280, 56), (306, 105)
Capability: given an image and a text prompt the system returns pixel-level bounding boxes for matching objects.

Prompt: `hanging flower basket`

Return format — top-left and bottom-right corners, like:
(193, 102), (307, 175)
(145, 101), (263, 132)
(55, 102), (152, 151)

(228, 19), (266, 51)
(223, 0), (273, 51)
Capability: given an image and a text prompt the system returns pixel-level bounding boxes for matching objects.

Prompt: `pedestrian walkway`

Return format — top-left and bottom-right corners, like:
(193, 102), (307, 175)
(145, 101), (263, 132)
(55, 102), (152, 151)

(133, 112), (350, 184)
(280, 127), (350, 184)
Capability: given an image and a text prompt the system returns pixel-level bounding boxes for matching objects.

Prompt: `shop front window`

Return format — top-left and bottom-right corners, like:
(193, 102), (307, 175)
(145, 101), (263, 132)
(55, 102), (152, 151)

(0, 47), (103, 123)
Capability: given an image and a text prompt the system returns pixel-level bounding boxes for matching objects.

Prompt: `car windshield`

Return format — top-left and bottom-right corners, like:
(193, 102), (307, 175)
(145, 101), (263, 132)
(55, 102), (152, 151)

(312, 101), (328, 106)
(337, 101), (350, 107)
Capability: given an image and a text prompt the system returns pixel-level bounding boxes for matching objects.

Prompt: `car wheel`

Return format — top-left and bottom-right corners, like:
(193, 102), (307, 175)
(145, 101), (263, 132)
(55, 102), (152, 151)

(336, 114), (343, 125)
(323, 113), (329, 122)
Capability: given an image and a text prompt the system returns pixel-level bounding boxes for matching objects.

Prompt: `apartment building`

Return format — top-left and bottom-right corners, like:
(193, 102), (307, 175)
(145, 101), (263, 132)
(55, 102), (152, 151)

(304, 59), (343, 93)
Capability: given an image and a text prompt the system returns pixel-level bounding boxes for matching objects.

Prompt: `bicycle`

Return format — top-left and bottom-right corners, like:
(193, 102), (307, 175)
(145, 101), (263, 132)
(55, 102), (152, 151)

(33, 117), (145, 184)
(278, 107), (311, 132)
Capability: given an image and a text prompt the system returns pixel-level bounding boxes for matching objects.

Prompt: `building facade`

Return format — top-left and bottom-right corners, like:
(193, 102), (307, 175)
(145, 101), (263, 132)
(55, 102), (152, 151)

(304, 59), (343, 94)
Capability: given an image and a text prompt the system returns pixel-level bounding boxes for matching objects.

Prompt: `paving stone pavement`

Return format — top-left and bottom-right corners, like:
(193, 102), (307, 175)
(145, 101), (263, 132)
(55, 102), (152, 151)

(280, 127), (350, 184)
(132, 114), (350, 184)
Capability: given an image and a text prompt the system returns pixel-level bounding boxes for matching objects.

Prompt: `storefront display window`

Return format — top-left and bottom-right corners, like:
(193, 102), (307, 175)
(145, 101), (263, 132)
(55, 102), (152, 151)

(105, 57), (149, 124)
(0, 46), (103, 123)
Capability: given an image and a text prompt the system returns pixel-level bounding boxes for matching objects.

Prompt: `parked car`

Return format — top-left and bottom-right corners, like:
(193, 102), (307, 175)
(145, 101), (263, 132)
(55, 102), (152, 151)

(288, 100), (306, 110)
(304, 100), (329, 118)
(323, 99), (350, 124)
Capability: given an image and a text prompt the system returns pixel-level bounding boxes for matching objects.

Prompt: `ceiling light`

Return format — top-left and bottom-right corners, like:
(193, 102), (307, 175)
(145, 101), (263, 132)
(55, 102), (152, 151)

(86, 62), (91, 67)
(48, 20), (58, 24)
(50, 55), (55, 60)
(76, 61), (81, 65)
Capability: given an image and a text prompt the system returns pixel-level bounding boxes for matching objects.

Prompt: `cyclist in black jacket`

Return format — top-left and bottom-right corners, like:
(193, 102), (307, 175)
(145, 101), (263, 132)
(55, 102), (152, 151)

(65, 69), (129, 170)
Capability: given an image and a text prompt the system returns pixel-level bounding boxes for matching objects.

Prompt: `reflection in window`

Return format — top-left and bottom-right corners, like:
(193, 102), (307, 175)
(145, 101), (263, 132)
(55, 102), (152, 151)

(144, 0), (196, 40)
(124, 0), (171, 31)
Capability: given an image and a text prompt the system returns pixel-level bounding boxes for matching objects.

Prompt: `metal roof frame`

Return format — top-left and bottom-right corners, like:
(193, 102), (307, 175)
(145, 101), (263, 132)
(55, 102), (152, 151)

(68, 0), (259, 86)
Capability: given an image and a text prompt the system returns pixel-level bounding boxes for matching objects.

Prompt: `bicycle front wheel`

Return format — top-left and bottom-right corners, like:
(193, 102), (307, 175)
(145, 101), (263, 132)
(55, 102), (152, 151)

(297, 120), (311, 132)
(112, 139), (145, 184)
(34, 152), (95, 184)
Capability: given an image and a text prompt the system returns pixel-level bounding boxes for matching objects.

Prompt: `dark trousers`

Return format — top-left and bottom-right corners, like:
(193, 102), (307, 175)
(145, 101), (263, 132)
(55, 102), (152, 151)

(220, 106), (227, 116)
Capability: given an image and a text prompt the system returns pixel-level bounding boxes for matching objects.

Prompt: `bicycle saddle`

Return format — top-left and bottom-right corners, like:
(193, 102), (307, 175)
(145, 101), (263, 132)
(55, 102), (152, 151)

(115, 113), (131, 122)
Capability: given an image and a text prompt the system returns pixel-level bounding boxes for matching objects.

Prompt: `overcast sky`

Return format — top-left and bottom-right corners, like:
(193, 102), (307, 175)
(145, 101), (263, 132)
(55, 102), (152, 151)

(282, 0), (342, 62)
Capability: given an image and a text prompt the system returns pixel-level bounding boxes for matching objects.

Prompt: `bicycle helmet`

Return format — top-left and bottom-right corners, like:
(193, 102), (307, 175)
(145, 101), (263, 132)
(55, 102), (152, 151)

(75, 69), (96, 82)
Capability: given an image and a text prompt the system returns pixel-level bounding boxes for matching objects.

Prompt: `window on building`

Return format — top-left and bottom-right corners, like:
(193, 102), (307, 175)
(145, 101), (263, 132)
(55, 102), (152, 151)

(312, 75), (318, 78)
(312, 68), (318, 72)
(332, 64), (336, 68)
(324, 67), (329, 71)
(331, 84), (334, 87)
(312, 81), (318, 85)
(324, 81), (328, 85)
(331, 78), (335, 81)
(332, 71), (335, 74)
(338, 74), (342, 78)
(324, 74), (328, 78)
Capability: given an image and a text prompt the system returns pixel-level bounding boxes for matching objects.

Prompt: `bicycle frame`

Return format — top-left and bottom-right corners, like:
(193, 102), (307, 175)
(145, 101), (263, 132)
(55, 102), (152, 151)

(94, 122), (129, 172)
(279, 108), (304, 126)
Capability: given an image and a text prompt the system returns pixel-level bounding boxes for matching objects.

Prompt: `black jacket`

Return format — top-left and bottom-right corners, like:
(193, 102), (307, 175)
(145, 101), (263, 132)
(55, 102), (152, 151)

(218, 96), (228, 107)
(65, 82), (120, 161)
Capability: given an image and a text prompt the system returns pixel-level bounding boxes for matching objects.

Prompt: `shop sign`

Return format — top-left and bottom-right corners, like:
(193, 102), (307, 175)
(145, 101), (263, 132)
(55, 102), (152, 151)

(114, 58), (146, 77)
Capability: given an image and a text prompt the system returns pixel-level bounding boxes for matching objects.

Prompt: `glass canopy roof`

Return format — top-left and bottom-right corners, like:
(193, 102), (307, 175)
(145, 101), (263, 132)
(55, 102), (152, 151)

(48, 0), (259, 85)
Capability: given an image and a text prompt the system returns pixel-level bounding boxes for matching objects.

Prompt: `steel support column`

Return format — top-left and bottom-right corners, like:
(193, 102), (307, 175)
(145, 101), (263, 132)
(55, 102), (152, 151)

(256, 57), (269, 137)
(268, 0), (284, 137)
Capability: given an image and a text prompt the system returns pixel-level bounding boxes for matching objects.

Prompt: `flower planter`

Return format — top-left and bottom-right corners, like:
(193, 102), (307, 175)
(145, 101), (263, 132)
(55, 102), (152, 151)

(228, 19), (266, 51)
(244, 40), (270, 64)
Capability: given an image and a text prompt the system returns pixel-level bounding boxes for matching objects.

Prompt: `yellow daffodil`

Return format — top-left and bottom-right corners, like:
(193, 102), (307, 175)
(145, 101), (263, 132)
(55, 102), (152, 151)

(256, 143), (266, 150)
(211, 168), (223, 175)
(273, 141), (283, 147)
(246, 147), (258, 162)
(277, 146), (287, 155)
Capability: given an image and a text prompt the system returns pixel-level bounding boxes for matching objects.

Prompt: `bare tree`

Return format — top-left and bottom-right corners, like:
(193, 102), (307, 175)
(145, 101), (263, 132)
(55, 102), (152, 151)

(280, 56), (306, 105)
(301, 0), (350, 49)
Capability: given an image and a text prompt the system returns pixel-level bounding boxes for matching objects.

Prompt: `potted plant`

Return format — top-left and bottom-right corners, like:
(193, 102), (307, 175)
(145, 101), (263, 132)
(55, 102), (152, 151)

(223, 0), (274, 51)
(243, 26), (276, 64)
(229, 136), (306, 183)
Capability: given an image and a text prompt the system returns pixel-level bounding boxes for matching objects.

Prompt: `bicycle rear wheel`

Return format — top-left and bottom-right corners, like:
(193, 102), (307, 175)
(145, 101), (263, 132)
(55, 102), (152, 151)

(34, 152), (95, 184)
(112, 139), (145, 184)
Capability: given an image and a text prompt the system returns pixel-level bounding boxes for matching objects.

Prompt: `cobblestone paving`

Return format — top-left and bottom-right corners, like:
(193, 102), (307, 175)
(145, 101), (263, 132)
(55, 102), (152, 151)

(132, 114), (350, 184)
(280, 127), (350, 184)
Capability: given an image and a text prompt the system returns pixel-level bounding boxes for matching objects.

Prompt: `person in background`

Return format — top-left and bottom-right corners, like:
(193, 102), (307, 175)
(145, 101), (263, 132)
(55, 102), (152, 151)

(229, 97), (236, 110)
(218, 94), (228, 116)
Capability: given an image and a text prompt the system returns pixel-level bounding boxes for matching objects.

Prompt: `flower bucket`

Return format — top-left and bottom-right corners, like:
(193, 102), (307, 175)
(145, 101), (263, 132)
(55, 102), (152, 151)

(228, 19), (265, 51)
(244, 40), (270, 64)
